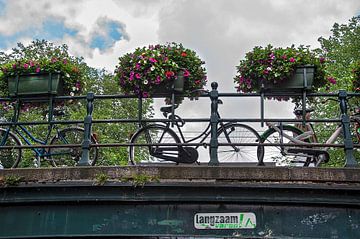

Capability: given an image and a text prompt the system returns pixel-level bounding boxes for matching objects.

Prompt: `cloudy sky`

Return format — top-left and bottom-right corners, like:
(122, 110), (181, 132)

(0, 0), (359, 120)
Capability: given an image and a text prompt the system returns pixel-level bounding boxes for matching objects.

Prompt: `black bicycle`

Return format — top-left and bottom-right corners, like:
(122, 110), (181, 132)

(128, 94), (261, 165)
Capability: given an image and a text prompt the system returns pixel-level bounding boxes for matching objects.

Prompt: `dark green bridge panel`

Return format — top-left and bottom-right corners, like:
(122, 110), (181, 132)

(1, 203), (360, 238)
(1, 166), (360, 238)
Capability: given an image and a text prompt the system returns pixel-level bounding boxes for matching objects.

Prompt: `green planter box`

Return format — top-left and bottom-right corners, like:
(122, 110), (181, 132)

(153, 71), (185, 95)
(263, 65), (315, 92)
(8, 73), (63, 97)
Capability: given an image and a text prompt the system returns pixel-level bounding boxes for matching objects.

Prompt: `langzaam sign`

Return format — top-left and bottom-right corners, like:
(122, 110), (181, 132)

(194, 213), (256, 230)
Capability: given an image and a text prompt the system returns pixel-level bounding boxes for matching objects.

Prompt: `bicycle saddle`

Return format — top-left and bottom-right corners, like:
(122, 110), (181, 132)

(293, 108), (314, 116)
(160, 104), (178, 114)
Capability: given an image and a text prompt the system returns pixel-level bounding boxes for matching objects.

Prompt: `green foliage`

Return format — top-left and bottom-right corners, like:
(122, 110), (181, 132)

(0, 40), (87, 97)
(114, 42), (207, 100)
(94, 173), (109, 186)
(313, 17), (360, 167)
(122, 173), (160, 187)
(234, 44), (333, 94)
(3, 175), (23, 186)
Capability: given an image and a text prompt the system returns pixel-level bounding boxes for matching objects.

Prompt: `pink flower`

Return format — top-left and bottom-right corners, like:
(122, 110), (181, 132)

(63, 59), (68, 64)
(319, 57), (326, 64)
(35, 67), (40, 73)
(289, 57), (296, 63)
(149, 58), (157, 63)
(51, 57), (58, 63)
(142, 91), (149, 98)
(282, 54), (287, 59)
(12, 64), (17, 69)
(23, 63), (29, 69)
(29, 61), (35, 67)
(183, 69), (190, 77)
(135, 73), (141, 79)
(130, 71), (134, 81)
(269, 53), (275, 60)
(136, 63), (141, 70)
(155, 76), (162, 84)
(263, 69), (269, 75)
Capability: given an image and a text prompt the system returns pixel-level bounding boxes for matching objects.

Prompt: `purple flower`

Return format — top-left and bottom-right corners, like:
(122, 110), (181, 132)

(136, 63), (141, 70)
(319, 57), (326, 63)
(12, 64), (17, 69)
(155, 76), (162, 84)
(63, 59), (68, 64)
(327, 77), (336, 84)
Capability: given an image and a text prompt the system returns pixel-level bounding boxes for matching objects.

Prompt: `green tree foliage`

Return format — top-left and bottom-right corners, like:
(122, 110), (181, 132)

(0, 40), (153, 167)
(313, 16), (360, 167)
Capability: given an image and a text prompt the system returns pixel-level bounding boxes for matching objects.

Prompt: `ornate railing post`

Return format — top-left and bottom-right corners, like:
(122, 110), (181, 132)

(209, 82), (219, 166)
(78, 92), (94, 166)
(338, 90), (358, 167)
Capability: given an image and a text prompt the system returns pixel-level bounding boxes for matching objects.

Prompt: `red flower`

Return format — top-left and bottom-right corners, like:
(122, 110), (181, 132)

(181, 52), (187, 57)
(165, 71), (174, 78)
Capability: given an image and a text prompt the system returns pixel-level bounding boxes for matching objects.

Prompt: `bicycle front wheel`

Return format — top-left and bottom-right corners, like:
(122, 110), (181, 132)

(49, 127), (98, 167)
(0, 128), (22, 168)
(129, 124), (180, 165)
(217, 123), (261, 163)
(257, 125), (312, 166)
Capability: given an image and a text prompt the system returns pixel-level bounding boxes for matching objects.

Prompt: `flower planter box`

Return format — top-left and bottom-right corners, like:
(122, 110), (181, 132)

(153, 72), (185, 95)
(8, 72), (64, 97)
(263, 65), (315, 92)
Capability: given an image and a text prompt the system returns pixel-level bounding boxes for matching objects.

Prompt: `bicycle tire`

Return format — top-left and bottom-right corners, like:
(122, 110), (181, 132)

(49, 127), (98, 167)
(129, 124), (181, 165)
(217, 123), (262, 163)
(0, 128), (22, 168)
(257, 125), (313, 167)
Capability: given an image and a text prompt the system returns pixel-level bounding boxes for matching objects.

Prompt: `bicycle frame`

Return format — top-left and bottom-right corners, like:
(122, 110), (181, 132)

(161, 111), (229, 148)
(268, 122), (343, 153)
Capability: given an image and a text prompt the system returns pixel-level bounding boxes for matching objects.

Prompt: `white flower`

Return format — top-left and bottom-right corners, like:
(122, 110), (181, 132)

(150, 66), (155, 71)
(65, 73), (70, 78)
(72, 87), (76, 91)
(266, 67), (272, 71)
(143, 80), (148, 85)
(70, 92), (75, 96)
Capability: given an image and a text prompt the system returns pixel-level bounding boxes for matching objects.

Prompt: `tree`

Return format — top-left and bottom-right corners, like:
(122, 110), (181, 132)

(313, 16), (360, 167)
(0, 40), (153, 167)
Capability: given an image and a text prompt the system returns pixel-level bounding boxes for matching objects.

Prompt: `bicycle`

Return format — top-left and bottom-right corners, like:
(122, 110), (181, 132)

(128, 91), (261, 165)
(257, 101), (359, 167)
(0, 109), (99, 168)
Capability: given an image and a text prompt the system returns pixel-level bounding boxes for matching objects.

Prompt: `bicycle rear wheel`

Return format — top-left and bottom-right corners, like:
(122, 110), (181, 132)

(49, 127), (98, 167)
(129, 124), (180, 165)
(257, 125), (312, 166)
(217, 123), (261, 164)
(0, 128), (22, 168)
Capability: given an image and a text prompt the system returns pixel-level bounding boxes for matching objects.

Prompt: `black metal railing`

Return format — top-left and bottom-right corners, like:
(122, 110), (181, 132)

(0, 82), (359, 168)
